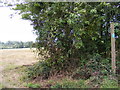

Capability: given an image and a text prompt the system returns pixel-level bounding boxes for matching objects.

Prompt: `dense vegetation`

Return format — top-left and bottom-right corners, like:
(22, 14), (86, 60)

(14, 2), (120, 88)
(0, 41), (34, 49)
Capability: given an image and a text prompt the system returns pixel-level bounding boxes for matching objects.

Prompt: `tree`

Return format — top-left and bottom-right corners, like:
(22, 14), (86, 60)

(14, 2), (120, 71)
(0, 41), (34, 49)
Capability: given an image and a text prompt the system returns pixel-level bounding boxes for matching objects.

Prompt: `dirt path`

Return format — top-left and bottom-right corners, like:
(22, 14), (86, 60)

(0, 48), (38, 88)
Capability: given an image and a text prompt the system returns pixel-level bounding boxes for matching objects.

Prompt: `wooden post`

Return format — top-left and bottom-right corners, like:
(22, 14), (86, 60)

(110, 22), (116, 74)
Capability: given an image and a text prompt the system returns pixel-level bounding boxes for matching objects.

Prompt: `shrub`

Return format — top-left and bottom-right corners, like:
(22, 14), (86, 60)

(26, 61), (51, 79)
(72, 53), (111, 80)
(72, 67), (91, 80)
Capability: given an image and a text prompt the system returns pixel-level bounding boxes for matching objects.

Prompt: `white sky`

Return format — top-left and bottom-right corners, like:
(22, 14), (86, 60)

(0, 6), (36, 42)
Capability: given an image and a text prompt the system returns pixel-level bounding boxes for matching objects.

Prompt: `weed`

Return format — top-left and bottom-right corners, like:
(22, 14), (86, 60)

(25, 83), (41, 88)
(3, 63), (17, 71)
(51, 83), (62, 88)
(100, 77), (118, 88)
(0, 83), (5, 89)
(47, 80), (55, 84)
(51, 79), (87, 88)
(26, 61), (51, 79)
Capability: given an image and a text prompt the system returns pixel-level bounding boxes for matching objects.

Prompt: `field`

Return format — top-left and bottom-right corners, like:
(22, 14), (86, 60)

(0, 48), (118, 88)
(0, 48), (38, 88)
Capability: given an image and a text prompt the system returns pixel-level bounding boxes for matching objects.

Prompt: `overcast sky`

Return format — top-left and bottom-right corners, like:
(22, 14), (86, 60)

(0, 6), (36, 42)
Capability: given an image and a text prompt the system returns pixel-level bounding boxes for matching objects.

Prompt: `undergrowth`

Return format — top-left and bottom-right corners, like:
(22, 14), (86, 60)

(51, 79), (88, 88)
(100, 77), (118, 88)
(23, 53), (118, 88)
(25, 83), (41, 88)
(25, 61), (51, 80)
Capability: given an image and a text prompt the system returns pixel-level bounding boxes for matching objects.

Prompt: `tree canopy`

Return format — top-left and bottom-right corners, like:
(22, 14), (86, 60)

(14, 2), (120, 72)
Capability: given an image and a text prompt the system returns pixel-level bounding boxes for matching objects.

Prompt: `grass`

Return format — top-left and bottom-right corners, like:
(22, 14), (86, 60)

(0, 48), (118, 88)
(25, 83), (41, 88)
(0, 83), (5, 89)
(3, 64), (17, 71)
(100, 77), (118, 88)
(51, 79), (87, 88)
(27, 74), (118, 88)
(21, 59), (118, 88)
(2, 66), (29, 88)
(0, 48), (38, 88)
(49, 77), (118, 88)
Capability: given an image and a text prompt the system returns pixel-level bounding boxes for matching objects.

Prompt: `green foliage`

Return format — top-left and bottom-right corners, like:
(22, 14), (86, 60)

(72, 67), (91, 80)
(72, 54), (112, 80)
(50, 76), (118, 88)
(14, 2), (120, 79)
(86, 54), (111, 75)
(51, 79), (87, 88)
(0, 84), (5, 89)
(25, 83), (41, 88)
(100, 77), (118, 88)
(26, 61), (51, 79)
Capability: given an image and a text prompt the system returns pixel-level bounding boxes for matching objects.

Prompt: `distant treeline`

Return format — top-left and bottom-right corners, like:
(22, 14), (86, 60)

(0, 41), (35, 49)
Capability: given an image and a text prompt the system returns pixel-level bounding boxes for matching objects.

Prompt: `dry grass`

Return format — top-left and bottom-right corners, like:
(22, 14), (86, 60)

(0, 48), (39, 88)
(0, 48), (37, 66)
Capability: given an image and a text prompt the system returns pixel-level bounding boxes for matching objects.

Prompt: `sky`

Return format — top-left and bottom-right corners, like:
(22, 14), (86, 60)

(0, 6), (36, 42)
